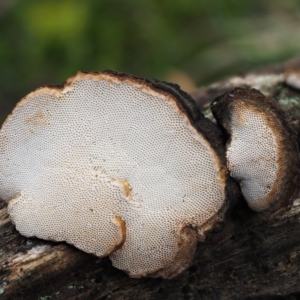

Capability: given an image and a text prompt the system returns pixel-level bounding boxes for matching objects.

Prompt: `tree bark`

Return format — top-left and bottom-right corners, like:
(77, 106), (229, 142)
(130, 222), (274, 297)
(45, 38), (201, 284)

(1, 58), (300, 300)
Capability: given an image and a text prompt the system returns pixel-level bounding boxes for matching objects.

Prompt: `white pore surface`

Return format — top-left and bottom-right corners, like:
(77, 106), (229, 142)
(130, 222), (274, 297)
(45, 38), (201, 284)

(0, 74), (225, 276)
(227, 103), (278, 211)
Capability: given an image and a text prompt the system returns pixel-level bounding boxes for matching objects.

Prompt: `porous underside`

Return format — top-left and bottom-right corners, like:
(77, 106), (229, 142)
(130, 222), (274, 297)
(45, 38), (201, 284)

(0, 72), (226, 278)
(212, 88), (300, 217)
(228, 102), (279, 211)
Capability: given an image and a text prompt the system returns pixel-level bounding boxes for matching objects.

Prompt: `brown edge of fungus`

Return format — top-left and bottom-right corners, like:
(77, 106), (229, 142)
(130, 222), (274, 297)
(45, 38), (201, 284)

(109, 216), (127, 254)
(211, 87), (300, 219)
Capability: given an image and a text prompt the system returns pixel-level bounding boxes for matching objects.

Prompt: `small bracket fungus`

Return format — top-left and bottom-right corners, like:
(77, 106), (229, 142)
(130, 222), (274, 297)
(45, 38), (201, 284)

(211, 88), (300, 218)
(0, 71), (236, 278)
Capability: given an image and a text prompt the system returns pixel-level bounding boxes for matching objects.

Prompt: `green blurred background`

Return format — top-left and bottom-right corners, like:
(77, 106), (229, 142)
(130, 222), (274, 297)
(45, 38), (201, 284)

(1, 0), (300, 122)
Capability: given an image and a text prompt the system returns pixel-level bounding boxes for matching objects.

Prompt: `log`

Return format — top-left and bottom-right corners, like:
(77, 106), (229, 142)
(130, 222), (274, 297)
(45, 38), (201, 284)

(1, 59), (300, 300)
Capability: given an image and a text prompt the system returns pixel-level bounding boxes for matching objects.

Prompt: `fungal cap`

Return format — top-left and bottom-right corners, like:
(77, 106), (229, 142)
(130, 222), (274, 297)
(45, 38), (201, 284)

(211, 88), (300, 218)
(0, 71), (231, 278)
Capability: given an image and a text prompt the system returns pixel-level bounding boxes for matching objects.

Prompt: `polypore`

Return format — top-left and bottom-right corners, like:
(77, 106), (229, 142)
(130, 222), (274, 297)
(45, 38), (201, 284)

(211, 88), (300, 218)
(0, 71), (236, 278)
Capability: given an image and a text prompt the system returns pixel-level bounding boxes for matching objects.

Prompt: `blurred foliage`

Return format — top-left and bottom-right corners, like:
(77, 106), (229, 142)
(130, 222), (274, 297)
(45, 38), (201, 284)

(1, 0), (300, 122)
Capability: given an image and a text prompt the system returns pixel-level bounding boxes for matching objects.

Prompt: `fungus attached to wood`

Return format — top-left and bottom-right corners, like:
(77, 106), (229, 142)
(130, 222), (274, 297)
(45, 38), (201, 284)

(211, 88), (300, 218)
(0, 71), (236, 278)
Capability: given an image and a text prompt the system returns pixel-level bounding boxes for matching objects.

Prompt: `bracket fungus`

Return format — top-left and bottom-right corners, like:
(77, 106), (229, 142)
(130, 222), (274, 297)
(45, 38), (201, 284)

(211, 88), (300, 218)
(0, 71), (237, 278)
